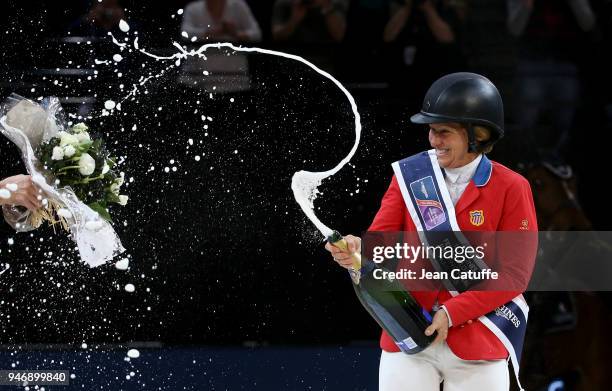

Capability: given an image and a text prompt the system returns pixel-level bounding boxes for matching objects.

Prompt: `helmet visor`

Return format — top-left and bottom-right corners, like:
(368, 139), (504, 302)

(410, 112), (453, 125)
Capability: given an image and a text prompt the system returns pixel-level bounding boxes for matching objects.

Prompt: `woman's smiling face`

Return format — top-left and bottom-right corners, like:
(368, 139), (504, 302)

(428, 123), (478, 168)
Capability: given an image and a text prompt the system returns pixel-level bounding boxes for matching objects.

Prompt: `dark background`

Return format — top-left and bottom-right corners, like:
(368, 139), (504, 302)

(1, 0), (611, 354)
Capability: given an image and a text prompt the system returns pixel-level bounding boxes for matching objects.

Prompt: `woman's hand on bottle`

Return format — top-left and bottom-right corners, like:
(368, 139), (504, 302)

(0, 174), (42, 211)
(325, 234), (361, 270)
(424, 309), (449, 345)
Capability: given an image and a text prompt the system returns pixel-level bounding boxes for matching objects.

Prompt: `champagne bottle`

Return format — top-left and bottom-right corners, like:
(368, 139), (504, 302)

(327, 230), (436, 354)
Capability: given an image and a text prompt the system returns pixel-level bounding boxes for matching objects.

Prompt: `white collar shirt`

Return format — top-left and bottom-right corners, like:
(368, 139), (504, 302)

(443, 154), (483, 205)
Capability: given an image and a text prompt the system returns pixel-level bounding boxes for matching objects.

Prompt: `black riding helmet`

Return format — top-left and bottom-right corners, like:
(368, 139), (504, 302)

(411, 72), (504, 153)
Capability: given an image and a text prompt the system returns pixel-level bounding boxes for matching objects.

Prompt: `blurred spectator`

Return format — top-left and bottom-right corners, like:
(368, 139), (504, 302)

(383, 0), (462, 43)
(345, 0), (390, 43)
(507, 0), (596, 160)
(181, 0), (262, 42)
(272, 0), (349, 43)
(382, 0), (465, 101)
(337, 0), (390, 83)
(68, 0), (127, 36)
(179, 0), (261, 93)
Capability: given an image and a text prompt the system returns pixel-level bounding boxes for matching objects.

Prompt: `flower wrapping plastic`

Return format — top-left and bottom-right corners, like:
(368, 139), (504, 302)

(0, 94), (125, 267)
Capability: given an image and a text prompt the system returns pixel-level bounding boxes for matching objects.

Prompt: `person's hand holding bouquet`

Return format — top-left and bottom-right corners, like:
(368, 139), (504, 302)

(0, 174), (42, 211)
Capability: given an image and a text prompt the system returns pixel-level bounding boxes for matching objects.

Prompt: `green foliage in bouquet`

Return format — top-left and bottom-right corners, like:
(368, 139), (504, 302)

(36, 122), (127, 222)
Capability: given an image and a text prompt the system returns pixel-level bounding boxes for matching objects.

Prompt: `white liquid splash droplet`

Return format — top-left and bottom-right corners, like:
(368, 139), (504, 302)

(115, 258), (129, 270)
(57, 208), (73, 219)
(119, 19), (130, 32)
(127, 349), (140, 358)
(0, 263), (10, 276)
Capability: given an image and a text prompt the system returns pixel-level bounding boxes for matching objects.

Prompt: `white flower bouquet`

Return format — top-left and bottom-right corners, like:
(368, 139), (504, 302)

(36, 121), (128, 225)
(0, 94), (125, 267)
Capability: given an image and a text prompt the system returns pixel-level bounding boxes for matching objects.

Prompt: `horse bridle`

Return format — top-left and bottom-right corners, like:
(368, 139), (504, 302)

(539, 162), (584, 220)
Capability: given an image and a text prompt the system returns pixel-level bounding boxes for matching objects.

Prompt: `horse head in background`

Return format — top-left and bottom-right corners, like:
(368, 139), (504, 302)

(520, 160), (592, 231)
(491, 130), (592, 231)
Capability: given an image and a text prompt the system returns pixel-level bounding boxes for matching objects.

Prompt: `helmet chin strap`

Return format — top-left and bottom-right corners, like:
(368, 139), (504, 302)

(466, 122), (497, 154)
(466, 123), (478, 153)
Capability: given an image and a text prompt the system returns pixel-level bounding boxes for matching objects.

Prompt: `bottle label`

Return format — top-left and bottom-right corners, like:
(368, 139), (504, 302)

(397, 337), (417, 351)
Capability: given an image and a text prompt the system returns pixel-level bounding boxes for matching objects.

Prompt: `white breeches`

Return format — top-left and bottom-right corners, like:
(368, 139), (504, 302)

(379, 342), (509, 391)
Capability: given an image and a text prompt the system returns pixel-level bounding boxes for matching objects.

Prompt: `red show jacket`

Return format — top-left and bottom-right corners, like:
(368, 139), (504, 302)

(368, 155), (538, 360)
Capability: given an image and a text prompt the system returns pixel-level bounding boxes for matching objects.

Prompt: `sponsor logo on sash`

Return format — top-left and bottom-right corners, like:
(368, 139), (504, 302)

(469, 210), (484, 226)
(495, 305), (521, 328)
(409, 176), (446, 230)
